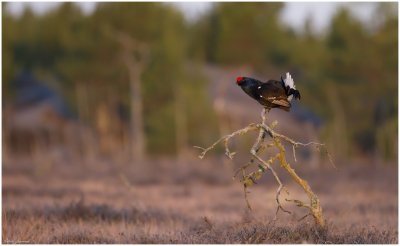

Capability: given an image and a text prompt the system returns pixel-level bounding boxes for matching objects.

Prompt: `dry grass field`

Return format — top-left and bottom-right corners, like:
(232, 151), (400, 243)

(2, 156), (398, 244)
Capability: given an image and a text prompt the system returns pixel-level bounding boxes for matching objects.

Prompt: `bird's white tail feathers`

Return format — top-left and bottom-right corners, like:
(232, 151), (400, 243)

(284, 72), (295, 89)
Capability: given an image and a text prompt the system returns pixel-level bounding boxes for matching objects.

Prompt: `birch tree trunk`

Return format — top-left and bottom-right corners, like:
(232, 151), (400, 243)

(175, 82), (188, 160)
(126, 62), (145, 161)
(103, 28), (150, 162)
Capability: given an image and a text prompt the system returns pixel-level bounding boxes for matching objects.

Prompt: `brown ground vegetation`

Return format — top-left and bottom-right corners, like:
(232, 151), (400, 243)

(2, 156), (398, 244)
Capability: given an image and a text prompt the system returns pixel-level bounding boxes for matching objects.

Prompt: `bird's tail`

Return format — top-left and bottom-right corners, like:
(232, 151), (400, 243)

(284, 72), (295, 90)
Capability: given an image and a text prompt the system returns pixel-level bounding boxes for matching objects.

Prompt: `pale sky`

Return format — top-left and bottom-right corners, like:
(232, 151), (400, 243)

(4, 2), (380, 34)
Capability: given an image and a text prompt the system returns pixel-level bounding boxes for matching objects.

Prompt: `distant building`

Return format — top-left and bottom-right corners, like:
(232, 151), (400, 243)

(4, 70), (73, 155)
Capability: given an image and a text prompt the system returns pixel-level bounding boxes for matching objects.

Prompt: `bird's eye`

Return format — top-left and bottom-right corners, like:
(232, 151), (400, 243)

(236, 77), (243, 83)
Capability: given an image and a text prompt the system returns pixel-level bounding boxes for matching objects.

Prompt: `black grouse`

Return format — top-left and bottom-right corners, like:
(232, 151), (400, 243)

(236, 73), (301, 112)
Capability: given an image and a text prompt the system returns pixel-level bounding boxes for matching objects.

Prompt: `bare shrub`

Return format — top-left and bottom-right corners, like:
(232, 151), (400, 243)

(196, 108), (333, 228)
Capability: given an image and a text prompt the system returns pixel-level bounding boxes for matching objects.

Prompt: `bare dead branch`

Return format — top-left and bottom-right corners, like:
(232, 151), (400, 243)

(285, 198), (313, 210)
(195, 108), (333, 228)
(297, 212), (312, 222)
(195, 123), (258, 160)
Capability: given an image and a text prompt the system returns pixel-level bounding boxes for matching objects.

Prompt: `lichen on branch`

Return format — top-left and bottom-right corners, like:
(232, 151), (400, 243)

(195, 108), (333, 228)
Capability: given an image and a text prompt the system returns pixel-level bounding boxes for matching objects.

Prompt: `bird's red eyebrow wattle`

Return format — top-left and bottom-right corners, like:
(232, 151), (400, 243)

(236, 77), (243, 82)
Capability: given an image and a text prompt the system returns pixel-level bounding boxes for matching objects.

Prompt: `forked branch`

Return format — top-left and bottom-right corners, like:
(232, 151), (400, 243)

(195, 108), (332, 228)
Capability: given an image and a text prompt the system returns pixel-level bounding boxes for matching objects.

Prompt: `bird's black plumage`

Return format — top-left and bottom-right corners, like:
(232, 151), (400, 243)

(236, 75), (301, 112)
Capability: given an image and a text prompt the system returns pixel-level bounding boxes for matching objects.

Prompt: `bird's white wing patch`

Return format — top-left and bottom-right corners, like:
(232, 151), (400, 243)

(284, 72), (296, 89)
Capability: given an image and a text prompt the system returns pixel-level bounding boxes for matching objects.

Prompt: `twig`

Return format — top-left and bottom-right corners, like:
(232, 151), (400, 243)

(286, 198), (312, 210)
(297, 213), (312, 222)
(194, 123), (258, 160)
